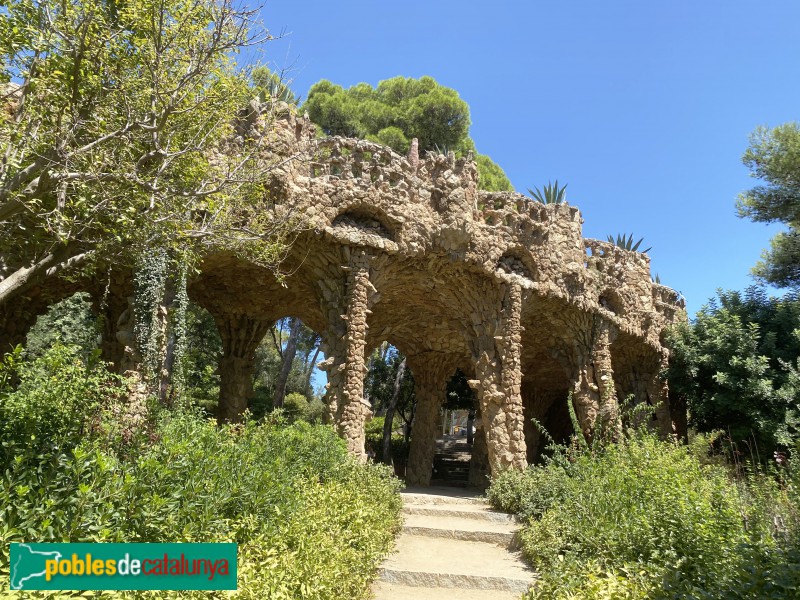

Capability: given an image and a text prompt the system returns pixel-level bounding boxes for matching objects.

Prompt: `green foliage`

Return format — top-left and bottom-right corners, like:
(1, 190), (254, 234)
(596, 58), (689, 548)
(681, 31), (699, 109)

(365, 416), (409, 462)
(528, 180), (568, 205)
(182, 302), (222, 411)
(475, 154), (513, 192)
(487, 466), (570, 522)
(0, 343), (403, 597)
(305, 76), (470, 152)
(488, 431), (800, 599)
(133, 249), (169, 384)
(0, 0), (294, 313)
(303, 75), (512, 191)
(252, 66), (299, 105)
(1, 404), (403, 597)
(182, 308), (323, 418)
(737, 123), (800, 288)
(283, 392), (314, 423)
(666, 286), (800, 453)
(364, 344), (415, 421)
(250, 318), (322, 418)
(24, 292), (97, 358)
(0, 345), (126, 460)
(607, 233), (652, 253)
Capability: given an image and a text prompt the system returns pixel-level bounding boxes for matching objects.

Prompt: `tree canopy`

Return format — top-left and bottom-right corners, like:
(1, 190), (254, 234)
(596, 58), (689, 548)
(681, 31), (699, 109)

(303, 76), (513, 192)
(666, 286), (800, 453)
(0, 0), (293, 309)
(737, 122), (800, 288)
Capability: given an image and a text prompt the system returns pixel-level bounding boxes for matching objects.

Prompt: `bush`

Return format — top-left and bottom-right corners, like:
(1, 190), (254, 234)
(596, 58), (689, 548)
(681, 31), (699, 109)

(1, 402), (403, 598)
(486, 465), (569, 522)
(488, 430), (800, 599)
(282, 392), (309, 422)
(0, 345), (127, 462)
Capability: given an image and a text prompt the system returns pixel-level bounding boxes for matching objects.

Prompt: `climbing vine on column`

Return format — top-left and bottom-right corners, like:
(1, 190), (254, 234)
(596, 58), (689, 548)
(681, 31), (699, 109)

(170, 260), (189, 400)
(133, 249), (168, 385)
(131, 248), (192, 400)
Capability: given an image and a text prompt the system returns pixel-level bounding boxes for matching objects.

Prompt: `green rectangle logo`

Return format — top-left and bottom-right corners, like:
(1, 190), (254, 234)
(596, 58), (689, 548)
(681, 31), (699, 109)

(9, 543), (237, 590)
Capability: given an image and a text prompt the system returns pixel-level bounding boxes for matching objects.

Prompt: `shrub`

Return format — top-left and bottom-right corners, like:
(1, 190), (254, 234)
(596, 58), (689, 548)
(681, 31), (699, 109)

(488, 430), (800, 599)
(487, 465), (569, 522)
(0, 406), (403, 598)
(283, 392), (312, 423)
(0, 345), (127, 463)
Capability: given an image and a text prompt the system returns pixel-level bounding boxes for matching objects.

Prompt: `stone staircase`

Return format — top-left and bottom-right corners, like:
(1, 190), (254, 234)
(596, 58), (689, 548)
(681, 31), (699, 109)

(431, 436), (472, 486)
(372, 487), (536, 599)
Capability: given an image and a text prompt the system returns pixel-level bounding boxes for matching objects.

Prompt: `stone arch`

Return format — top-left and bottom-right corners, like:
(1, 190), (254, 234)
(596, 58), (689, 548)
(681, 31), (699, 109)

(610, 331), (673, 436)
(599, 288), (625, 316)
(330, 206), (397, 242)
(496, 248), (537, 285)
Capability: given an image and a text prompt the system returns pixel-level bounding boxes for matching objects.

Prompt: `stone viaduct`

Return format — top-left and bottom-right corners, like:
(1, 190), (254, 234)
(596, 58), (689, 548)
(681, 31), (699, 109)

(0, 104), (686, 487)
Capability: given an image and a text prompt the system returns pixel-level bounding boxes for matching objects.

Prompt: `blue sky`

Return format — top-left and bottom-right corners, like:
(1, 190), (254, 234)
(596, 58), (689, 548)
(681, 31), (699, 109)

(255, 0), (799, 315)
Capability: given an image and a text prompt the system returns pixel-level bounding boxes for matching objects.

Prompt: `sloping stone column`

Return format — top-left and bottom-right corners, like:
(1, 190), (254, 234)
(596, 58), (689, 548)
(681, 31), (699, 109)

(318, 249), (374, 460)
(215, 313), (271, 423)
(569, 315), (621, 442)
(470, 283), (528, 475)
(405, 353), (455, 486)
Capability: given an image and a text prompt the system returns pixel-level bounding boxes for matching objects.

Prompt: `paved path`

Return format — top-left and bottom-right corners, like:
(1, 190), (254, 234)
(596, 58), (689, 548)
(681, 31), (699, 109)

(372, 487), (536, 599)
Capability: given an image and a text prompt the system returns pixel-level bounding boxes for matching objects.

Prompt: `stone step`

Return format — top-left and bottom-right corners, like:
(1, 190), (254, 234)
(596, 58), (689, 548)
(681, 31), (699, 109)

(403, 502), (516, 524)
(378, 534), (535, 594)
(401, 513), (518, 548)
(372, 581), (524, 600)
(433, 460), (469, 467)
(401, 488), (485, 506)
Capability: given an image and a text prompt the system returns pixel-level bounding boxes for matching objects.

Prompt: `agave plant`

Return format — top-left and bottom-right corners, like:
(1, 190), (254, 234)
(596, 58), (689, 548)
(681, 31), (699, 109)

(528, 180), (568, 204)
(607, 233), (652, 254)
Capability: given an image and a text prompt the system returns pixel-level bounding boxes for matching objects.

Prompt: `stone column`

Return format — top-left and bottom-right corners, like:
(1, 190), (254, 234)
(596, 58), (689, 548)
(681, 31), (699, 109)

(318, 250), (374, 460)
(405, 353), (454, 487)
(215, 313), (272, 423)
(87, 269), (135, 372)
(470, 283), (528, 476)
(646, 348), (675, 438)
(569, 315), (621, 442)
(468, 416), (491, 490)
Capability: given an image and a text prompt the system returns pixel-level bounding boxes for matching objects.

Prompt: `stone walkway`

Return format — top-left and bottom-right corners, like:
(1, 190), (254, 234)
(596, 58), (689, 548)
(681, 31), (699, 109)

(372, 487), (536, 599)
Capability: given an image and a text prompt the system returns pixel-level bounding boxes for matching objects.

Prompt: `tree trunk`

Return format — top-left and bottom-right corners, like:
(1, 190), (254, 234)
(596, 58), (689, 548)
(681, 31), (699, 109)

(382, 357), (406, 465)
(274, 317), (301, 408)
(304, 344), (321, 397)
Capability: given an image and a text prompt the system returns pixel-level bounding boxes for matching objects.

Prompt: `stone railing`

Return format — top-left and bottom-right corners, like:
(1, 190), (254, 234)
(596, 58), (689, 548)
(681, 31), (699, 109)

(476, 193), (580, 227)
(584, 238), (650, 272)
(652, 283), (686, 322)
(308, 137), (476, 193)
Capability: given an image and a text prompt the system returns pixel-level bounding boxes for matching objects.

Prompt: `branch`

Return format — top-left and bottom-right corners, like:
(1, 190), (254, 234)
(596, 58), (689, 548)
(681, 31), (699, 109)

(0, 242), (85, 306)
